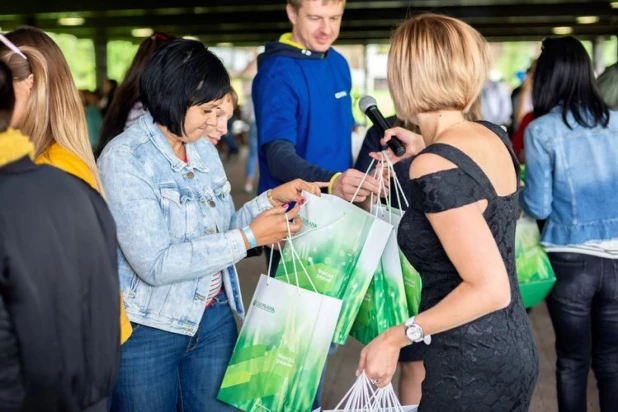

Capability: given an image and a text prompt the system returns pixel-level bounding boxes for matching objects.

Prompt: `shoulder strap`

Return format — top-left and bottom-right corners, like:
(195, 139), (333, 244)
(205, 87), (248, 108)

(420, 143), (496, 197)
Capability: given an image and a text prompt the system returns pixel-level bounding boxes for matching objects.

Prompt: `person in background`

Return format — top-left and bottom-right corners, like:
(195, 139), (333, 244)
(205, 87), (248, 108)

(219, 88), (240, 161)
(357, 14), (538, 411)
(242, 94), (258, 193)
(480, 77), (512, 127)
(511, 60), (537, 162)
(80, 89), (103, 150)
(99, 77), (117, 116)
(97, 31), (173, 157)
(99, 39), (322, 412)
(0, 59), (120, 412)
(521, 36), (618, 412)
(597, 62), (618, 109)
(511, 62), (536, 133)
(0, 28), (133, 345)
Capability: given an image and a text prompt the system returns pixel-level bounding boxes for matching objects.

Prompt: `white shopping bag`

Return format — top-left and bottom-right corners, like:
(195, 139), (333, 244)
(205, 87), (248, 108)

(314, 372), (417, 412)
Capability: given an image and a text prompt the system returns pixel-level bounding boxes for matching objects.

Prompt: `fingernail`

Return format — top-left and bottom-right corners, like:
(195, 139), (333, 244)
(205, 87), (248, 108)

(355, 370), (360, 377)
(300, 197), (306, 205)
(282, 203), (288, 208)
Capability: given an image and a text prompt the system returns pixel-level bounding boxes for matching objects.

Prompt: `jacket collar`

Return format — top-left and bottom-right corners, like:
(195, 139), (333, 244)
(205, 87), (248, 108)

(0, 155), (38, 175)
(140, 113), (209, 173)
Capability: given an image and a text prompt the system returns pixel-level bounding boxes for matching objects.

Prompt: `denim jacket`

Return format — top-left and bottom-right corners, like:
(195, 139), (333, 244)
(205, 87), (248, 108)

(98, 113), (272, 336)
(520, 107), (618, 245)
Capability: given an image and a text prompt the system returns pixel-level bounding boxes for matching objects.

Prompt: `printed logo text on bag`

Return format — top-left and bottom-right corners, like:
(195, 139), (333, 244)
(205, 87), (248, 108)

(299, 216), (318, 229)
(253, 300), (276, 314)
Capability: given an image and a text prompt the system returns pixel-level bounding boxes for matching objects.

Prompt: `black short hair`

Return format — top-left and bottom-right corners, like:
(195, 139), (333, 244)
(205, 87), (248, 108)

(533, 36), (609, 129)
(0, 60), (15, 133)
(140, 39), (231, 136)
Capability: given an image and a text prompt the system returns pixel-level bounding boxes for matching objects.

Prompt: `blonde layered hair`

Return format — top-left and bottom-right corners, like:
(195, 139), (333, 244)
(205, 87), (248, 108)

(0, 28), (101, 191)
(388, 14), (490, 122)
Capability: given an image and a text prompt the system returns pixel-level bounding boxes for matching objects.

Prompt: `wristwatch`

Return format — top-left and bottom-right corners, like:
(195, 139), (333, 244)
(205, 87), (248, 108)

(404, 317), (432, 345)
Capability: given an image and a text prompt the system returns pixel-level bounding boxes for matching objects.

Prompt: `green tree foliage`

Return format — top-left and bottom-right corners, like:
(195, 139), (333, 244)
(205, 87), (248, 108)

(107, 40), (139, 83)
(47, 33), (140, 90)
(47, 32), (96, 90)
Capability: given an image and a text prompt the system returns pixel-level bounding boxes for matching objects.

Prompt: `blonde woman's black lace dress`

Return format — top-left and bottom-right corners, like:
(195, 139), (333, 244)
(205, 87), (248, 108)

(397, 122), (539, 411)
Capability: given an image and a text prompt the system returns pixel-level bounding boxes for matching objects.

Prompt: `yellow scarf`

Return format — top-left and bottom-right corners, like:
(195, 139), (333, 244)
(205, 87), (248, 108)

(0, 128), (34, 167)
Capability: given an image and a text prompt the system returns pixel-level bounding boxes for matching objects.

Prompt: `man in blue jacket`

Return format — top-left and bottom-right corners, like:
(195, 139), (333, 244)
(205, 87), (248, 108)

(253, 0), (380, 204)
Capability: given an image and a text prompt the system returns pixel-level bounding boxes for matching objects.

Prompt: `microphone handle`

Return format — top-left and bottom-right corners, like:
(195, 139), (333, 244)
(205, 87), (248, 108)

(366, 106), (407, 157)
(387, 136), (407, 157)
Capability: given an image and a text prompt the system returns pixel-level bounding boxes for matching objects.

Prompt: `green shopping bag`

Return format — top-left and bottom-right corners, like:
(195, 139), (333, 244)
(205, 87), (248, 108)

(275, 191), (392, 344)
(350, 205), (409, 345)
(218, 268), (342, 411)
(401, 250), (422, 317)
(350, 156), (423, 344)
(515, 215), (556, 308)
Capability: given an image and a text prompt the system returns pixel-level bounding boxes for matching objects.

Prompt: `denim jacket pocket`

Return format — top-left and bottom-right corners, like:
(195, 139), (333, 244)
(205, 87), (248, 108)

(213, 180), (232, 199)
(210, 179), (232, 228)
(160, 183), (199, 240)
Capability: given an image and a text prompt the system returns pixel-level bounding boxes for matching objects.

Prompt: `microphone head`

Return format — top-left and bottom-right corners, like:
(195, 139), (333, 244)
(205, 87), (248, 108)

(359, 95), (377, 113)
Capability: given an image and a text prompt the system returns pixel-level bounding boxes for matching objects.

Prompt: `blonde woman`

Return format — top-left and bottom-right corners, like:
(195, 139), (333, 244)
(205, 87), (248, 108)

(0, 28), (132, 345)
(356, 14), (538, 410)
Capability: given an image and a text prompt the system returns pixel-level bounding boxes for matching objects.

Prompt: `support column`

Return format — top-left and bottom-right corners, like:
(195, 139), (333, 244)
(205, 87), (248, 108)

(362, 43), (370, 125)
(592, 36), (605, 75)
(94, 29), (108, 91)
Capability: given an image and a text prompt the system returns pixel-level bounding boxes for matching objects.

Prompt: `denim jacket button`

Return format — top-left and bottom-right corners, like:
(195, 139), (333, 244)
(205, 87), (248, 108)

(186, 171), (195, 179)
(209, 200), (216, 207)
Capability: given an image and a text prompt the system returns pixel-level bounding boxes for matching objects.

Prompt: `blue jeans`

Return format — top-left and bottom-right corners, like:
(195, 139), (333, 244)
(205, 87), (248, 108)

(547, 252), (618, 412)
(245, 121), (258, 181)
(109, 294), (238, 412)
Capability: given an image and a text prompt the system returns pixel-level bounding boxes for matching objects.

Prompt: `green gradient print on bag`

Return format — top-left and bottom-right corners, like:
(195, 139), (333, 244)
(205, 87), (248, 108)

(401, 250), (422, 316)
(275, 192), (392, 344)
(515, 215), (556, 308)
(351, 205), (409, 345)
(218, 275), (342, 412)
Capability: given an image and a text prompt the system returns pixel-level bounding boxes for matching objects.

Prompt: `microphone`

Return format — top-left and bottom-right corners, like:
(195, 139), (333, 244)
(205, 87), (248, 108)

(359, 96), (406, 157)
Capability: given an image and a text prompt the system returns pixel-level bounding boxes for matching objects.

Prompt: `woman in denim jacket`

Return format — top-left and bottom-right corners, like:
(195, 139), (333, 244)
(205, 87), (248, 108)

(98, 39), (322, 412)
(521, 36), (618, 412)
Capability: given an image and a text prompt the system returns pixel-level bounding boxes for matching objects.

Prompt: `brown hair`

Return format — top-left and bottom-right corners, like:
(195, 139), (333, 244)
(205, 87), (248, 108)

(0, 46), (49, 143)
(388, 14), (490, 122)
(97, 31), (173, 155)
(0, 60), (15, 133)
(1, 27), (101, 190)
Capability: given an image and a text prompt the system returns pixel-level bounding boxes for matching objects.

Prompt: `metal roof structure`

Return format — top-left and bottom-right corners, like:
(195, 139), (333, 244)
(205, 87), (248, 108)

(1, 0), (617, 43)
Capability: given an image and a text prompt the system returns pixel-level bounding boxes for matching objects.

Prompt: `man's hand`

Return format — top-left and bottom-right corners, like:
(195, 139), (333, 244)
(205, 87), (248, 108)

(331, 168), (382, 202)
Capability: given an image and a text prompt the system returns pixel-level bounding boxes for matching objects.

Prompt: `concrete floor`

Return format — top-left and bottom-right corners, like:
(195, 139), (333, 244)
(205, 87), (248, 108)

(225, 153), (600, 411)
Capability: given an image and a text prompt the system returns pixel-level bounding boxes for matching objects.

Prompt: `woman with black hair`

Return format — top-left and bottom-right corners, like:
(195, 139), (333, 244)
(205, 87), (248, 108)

(98, 39), (323, 411)
(521, 36), (618, 412)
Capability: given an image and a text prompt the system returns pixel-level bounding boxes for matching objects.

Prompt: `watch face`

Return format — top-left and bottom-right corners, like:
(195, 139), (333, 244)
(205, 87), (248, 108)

(406, 325), (422, 342)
